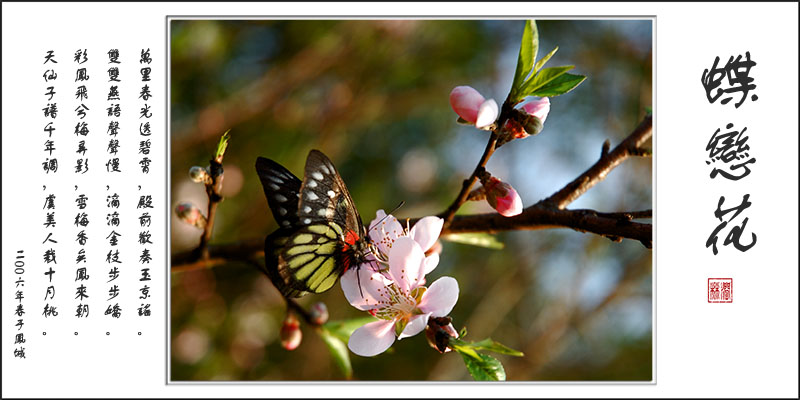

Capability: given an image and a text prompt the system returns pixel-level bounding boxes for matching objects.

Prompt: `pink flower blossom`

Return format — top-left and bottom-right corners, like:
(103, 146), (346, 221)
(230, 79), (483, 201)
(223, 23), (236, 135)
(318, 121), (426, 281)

(366, 210), (443, 279)
(449, 86), (498, 129)
(521, 96), (550, 123)
(341, 212), (457, 357)
(484, 177), (523, 217)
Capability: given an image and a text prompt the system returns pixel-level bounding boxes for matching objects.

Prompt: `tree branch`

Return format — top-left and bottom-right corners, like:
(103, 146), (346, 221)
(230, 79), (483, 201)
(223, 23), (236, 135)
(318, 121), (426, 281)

(197, 159), (224, 260)
(171, 207), (651, 272)
(171, 237), (263, 273)
(543, 114), (652, 209)
(171, 115), (653, 271)
(444, 207), (652, 248)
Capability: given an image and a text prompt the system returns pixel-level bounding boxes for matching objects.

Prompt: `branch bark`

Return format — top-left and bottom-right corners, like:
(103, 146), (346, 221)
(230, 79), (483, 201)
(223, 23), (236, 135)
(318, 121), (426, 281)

(543, 114), (652, 209)
(444, 207), (652, 247)
(171, 115), (653, 272)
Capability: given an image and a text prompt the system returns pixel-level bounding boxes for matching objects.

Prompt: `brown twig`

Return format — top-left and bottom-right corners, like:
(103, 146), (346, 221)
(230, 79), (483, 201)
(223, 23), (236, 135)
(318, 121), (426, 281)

(543, 114), (652, 210)
(171, 206), (652, 272)
(439, 100), (521, 228)
(444, 206), (652, 248)
(439, 131), (499, 228)
(171, 237), (263, 272)
(197, 159), (224, 260)
(171, 115), (653, 271)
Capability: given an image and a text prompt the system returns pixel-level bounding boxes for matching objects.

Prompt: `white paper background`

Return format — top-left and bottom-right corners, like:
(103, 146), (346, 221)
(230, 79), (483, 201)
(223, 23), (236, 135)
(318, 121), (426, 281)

(2, 2), (797, 398)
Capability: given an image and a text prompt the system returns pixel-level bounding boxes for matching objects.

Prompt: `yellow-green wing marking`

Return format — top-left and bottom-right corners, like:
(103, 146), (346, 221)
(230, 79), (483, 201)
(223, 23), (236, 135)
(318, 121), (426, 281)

(278, 222), (346, 294)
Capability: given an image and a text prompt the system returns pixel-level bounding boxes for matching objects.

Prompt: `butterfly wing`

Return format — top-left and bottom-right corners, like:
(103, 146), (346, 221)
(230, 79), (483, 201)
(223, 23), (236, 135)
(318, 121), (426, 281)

(296, 149), (363, 233)
(276, 222), (349, 294)
(262, 229), (308, 298)
(256, 151), (366, 297)
(255, 157), (302, 229)
(280, 150), (367, 295)
(256, 157), (309, 297)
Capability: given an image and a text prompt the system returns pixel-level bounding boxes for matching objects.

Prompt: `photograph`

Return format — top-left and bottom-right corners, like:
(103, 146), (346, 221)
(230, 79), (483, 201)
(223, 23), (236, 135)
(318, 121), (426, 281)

(168, 18), (653, 381)
(4, 2), (800, 398)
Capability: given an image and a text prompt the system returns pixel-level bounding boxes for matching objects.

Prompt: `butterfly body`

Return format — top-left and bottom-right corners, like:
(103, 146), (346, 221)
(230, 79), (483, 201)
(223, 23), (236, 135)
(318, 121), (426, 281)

(256, 150), (372, 298)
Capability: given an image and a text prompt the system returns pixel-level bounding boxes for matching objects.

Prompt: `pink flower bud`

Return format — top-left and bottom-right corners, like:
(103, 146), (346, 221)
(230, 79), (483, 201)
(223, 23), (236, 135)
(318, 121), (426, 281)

(175, 202), (207, 229)
(450, 86), (499, 129)
(521, 97), (550, 123)
(449, 86), (485, 124)
(483, 177), (523, 217)
(280, 313), (302, 351)
(308, 302), (329, 325)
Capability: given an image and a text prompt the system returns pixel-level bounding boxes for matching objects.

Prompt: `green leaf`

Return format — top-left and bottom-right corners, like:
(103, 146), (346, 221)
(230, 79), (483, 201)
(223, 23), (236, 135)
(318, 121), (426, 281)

(518, 65), (574, 97)
(511, 20), (539, 95)
(533, 46), (558, 74)
(215, 129), (231, 161)
(460, 352), (506, 381)
(469, 338), (525, 357)
(456, 116), (473, 126)
(529, 72), (586, 97)
(449, 338), (482, 360)
(442, 233), (504, 250)
(318, 327), (353, 379)
(323, 317), (376, 343)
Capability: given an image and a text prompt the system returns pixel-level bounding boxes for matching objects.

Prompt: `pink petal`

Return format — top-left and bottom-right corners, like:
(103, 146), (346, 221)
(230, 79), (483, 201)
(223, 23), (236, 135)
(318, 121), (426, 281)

(367, 209), (388, 245)
(369, 211), (404, 257)
(348, 320), (396, 357)
(418, 276), (459, 317)
(409, 216), (443, 253)
(398, 313), (431, 340)
(388, 236), (426, 293)
(496, 185), (523, 217)
(423, 253), (440, 275)
(341, 265), (393, 311)
(449, 86), (485, 123)
(475, 99), (499, 129)
(521, 97), (550, 123)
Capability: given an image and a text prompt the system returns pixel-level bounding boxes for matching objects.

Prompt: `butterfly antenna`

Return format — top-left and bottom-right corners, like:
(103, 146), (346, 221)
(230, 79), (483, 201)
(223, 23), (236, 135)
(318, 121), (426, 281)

(356, 265), (364, 298)
(367, 201), (406, 234)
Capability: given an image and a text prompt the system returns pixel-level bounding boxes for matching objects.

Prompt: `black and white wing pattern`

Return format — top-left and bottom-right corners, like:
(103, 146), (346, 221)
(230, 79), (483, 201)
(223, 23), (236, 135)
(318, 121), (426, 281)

(256, 157), (302, 229)
(296, 150), (364, 233)
(255, 150), (370, 298)
(256, 157), (308, 297)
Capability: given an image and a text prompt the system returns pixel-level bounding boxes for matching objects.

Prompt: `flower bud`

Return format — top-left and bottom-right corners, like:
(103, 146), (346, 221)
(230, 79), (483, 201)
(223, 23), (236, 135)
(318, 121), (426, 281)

(521, 113), (543, 137)
(521, 96), (550, 124)
(308, 302), (329, 325)
(450, 86), (498, 129)
(280, 313), (302, 351)
(425, 316), (459, 353)
(175, 202), (207, 229)
(483, 177), (523, 217)
(449, 86), (485, 124)
(189, 166), (210, 183)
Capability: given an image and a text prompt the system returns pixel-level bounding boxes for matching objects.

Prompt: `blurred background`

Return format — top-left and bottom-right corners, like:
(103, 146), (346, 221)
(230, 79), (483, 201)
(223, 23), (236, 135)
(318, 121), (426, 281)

(170, 19), (652, 381)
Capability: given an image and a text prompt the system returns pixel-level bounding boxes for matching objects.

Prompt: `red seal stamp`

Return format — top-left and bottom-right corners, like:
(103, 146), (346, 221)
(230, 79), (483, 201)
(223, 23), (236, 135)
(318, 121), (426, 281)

(708, 278), (733, 303)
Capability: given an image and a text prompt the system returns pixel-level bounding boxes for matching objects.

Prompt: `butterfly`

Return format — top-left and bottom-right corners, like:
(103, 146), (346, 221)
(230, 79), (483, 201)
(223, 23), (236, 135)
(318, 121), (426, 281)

(255, 150), (373, 298)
